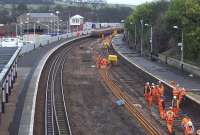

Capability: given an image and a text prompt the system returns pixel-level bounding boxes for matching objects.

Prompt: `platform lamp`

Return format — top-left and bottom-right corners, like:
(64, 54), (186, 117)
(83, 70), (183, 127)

(173, 25), (184, 71)
(145, 23), (153, 60)
(26, 13), (30, 35)
(50, 13), (55, 34)
(56, 11), (60, 35)
(140, 19), (144, 56)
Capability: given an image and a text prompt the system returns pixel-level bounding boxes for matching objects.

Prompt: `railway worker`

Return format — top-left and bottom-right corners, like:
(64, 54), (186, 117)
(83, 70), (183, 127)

(158, 96), (166, 119)
(158, 80), (165, 97)
(100, 58), (108, 68)
(181, 116), (195, 135)
(179, 88), (186, 105)
(146, 83), (153, 111)
(144, 82), (150, 101)
(170, 80), (177, 87)
(154, 85), (160, 105)
(171, 96), (180, 118)
(165, 107), (176, 135)
(173, 84), (180, 99)
(151, 83), (157, 104)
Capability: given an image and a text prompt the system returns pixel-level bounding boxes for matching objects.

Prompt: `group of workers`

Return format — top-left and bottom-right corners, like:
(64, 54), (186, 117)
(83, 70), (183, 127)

(144, 80), (195, 135)
(96, 32), (118, 69)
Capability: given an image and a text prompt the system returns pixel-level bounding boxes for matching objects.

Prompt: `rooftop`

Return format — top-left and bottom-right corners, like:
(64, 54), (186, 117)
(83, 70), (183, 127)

(21, 13), (57, 18)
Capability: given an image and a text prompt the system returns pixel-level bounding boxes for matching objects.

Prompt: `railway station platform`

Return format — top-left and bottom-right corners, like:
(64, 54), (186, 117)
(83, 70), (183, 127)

(112, 34), (200, 105)
(0, 38), (79, 135)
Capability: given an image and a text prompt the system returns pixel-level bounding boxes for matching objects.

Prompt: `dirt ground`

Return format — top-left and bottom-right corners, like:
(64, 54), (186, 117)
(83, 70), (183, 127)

(63, 38), (147, 135)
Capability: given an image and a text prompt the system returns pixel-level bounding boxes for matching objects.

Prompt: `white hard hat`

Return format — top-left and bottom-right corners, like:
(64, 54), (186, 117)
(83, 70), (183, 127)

(169, 107), (172, 109)
(146, 82), (150, 85)
(177, 84), (180, 87)
(197, 129), (200, 135)
(173, 96), (177, 99)
(152, 83), (155, 86)
(188, 121), (193, 126)
(159, 80), (162, 83)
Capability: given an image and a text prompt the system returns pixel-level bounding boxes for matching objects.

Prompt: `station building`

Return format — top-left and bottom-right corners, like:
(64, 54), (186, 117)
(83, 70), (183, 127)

(69, 15), (84, 32)
(17, 13), (59, 34)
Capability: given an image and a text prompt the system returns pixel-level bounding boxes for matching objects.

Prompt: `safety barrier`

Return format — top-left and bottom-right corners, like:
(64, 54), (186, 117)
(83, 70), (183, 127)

(20, 30), (91, 55)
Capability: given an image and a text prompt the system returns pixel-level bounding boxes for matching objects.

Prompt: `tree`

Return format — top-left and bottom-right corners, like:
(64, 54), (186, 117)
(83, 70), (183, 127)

(166, 0), (200, 61)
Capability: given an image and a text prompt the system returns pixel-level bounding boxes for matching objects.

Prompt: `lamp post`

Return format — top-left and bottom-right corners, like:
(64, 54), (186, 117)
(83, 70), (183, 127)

(59, 19), (63, 33)
(140, 19), (143, 56)
(50, 13), (54, 34)
(15, 23), (18, 38)
(128, 22), (133, 45)
(56, 11), (60, 35)
(20, 22), (23, 36)
(145, 23), (153, 59)
(50, 20), (53, 33)
(121, 20), (124, 28)
(173, 25), (184, 70)
(134, 24), (137, 48)
(26, 13), (30, 35)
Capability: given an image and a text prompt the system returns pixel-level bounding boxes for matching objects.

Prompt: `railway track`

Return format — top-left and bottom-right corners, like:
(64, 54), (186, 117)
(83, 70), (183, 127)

(107, 56), (200, 134)
(99, 68), (161, 135)
(45, 45), (73, 135)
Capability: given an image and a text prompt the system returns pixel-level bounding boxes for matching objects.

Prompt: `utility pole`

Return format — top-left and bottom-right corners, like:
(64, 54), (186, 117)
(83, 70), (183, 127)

(173, 25), (184, 71)
(181, 31), (184, 64)
(134, 24), (137, 47)
(140, 19), (143, 56)
(145, 23), (153, 59)
(15, 23), (18, 37)
(56, 11), (60, 35)
(149, 25), (153, 59)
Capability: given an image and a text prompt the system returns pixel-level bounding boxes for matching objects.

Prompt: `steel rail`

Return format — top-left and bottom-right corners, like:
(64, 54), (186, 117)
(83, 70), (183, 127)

(45, 46), (73, 135)
(60, 49), (73, 135)
(45, 55), (60, 135)
(99, 68), (161, 135)
(52, 46), (73, 135)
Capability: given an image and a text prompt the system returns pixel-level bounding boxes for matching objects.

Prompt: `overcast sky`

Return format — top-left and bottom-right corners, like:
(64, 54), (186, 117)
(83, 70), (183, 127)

(107, 0), (155, 5)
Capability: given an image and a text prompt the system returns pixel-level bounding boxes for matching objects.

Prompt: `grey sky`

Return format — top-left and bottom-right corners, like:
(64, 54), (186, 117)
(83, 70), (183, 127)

(107, 0), (155, 5)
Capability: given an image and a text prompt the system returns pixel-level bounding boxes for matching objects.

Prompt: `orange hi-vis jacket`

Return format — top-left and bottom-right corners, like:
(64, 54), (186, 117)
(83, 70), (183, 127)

(166, 110), (175, 121)
(100, 58), (108, 65)
(173, 88), (180, 97)
(182, 117), (192, 127)
(158, 98), (165, 119)
(179, 89), (186, 103)
(182, 117), (194, 135)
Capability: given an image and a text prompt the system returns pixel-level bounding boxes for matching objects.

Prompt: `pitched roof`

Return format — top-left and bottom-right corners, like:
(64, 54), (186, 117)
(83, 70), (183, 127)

(71, 15), (84, 19)
(26, 13), (57, 18)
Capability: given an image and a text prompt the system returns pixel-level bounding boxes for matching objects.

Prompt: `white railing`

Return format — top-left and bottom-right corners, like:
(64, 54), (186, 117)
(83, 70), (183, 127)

(20, 30), (91, 55)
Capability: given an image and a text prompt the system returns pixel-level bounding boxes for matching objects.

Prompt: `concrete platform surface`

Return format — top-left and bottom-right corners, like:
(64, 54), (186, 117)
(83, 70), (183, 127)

(112, 34), (200, 103)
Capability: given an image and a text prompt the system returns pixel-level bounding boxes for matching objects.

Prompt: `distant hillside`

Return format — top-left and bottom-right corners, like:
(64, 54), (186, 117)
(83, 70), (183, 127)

(0, 0), (107, 4)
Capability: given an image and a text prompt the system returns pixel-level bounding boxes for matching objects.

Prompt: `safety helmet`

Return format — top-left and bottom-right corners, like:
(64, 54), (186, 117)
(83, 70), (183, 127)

(146, 82), (150, 85)
(177, 84), (180, 87)
(173, 96), (177, 99)
(169, 107), (172, 110)
(188, 121), (193, 126)
(158, 80), (162, 84)
(152, 83), (155, 86)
